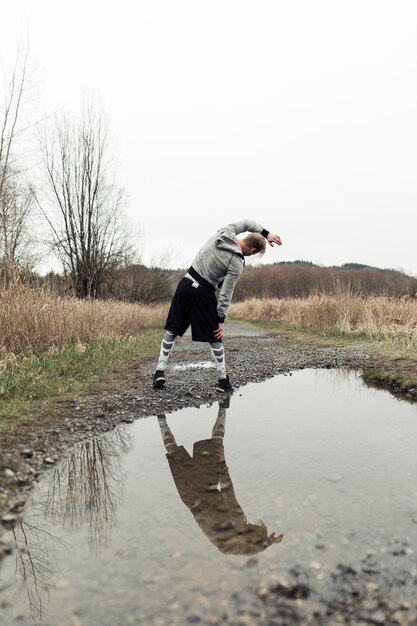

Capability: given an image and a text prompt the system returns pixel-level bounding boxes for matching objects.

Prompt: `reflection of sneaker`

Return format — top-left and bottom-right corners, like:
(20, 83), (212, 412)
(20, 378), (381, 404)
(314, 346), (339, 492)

(216, 375), (233, 393)
(153, 370), (166, 389)
(218, 396), (230, 409)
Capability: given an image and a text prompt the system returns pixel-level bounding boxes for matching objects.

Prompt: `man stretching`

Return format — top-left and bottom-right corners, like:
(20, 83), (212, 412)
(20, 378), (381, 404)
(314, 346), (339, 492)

(153, 219), (282, 392)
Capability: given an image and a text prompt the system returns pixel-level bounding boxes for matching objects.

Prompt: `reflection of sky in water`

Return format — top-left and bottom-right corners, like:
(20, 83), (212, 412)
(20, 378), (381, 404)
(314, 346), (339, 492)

(1, 369), (417, 625)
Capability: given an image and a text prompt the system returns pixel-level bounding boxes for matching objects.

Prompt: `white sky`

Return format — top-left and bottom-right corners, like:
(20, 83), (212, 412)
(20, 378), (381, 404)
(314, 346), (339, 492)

(1, 0), (417, 274)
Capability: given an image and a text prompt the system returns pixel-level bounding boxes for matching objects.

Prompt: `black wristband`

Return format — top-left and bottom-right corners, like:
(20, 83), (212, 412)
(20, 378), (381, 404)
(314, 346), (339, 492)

(217, 315), (226, 323)
(261, 228), (270, 238)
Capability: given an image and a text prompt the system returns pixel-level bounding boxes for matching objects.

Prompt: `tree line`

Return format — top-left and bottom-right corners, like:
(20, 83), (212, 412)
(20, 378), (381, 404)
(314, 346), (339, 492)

(233, 262), (417, 300)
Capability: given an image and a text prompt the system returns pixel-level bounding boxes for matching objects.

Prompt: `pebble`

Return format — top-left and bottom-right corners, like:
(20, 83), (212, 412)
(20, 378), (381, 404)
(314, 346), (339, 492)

(362, 599), (378, 611)
(237, 615), (255, 626)
(369, 610), (386, 625)
(1, 513), (17, 527)
(392, 611), (409, 626)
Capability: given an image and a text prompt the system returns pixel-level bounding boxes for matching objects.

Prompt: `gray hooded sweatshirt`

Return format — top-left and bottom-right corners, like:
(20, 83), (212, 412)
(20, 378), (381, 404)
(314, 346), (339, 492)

(190, 219), (269, 322)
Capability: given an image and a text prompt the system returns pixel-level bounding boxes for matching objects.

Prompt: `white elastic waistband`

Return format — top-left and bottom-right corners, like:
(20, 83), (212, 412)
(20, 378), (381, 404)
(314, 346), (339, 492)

(184, 272), (200, 288)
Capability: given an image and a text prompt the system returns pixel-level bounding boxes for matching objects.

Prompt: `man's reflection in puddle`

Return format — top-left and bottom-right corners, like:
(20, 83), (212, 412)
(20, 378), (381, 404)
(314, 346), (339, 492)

(157, 398), (283, 555)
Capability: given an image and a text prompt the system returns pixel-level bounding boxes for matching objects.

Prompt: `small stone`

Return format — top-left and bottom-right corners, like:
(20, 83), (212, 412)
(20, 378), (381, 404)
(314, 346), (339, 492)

(0, 542), (13, 556)
(9, 499), (26, 513)
(392, 611), (408, 626)
(365, 582), (379, 593)
(257, 585), (269, 599)
(4, 469), (15, 478)
(309, 561), (321, 570)
(43, 457), (55, 465)
(187, 615), (201, 623)
(363, 599), (378, 611)
(1, 513), (17, 528)
(370, 610), (386, 625)
(237, 615), (254, 626)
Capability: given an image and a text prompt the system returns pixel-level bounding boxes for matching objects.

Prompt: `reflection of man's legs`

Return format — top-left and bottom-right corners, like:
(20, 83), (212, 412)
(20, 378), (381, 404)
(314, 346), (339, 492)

(211, 397), (229, 440)
(157, 415), (178, 454)
(157, 399), (229, 453)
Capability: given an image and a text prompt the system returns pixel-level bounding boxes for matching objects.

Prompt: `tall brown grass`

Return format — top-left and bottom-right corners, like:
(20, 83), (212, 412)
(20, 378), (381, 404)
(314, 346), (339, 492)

(0, 285), (168, 360)
(229, 294), (417, 338)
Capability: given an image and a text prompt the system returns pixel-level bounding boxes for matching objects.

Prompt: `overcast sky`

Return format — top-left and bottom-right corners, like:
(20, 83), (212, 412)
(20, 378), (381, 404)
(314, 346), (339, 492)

(1, 1), (417, 275)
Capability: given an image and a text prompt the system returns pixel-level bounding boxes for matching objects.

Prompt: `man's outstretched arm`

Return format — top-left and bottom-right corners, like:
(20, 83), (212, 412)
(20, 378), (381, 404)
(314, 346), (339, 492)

(221, 220), (282, 246)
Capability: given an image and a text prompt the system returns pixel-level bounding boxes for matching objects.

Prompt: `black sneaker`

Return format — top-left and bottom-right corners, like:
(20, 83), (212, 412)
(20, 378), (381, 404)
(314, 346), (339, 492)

(216, 375), (233, 393)
(153, 370), (166, 389)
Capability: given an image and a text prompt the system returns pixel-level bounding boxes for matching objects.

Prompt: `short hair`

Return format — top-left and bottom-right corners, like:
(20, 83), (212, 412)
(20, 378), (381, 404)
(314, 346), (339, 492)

(243, 232), (266, 256)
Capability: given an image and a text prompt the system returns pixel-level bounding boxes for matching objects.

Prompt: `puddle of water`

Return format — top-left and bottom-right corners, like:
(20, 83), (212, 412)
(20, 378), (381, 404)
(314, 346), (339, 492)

(172, 361), (215, 370)
(1, 369), (417, 625)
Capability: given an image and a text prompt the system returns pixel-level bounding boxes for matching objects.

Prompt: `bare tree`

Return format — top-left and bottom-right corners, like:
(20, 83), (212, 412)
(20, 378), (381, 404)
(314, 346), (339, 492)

(37, 103), (132, 298)
(0, 176), (34, 280)
(0, 48), (34, 283)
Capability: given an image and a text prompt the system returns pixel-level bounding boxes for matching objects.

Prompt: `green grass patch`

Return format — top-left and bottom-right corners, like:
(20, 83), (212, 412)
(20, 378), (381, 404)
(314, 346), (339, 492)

(362, 367), (417, 392)
(0, 328), (163, 426)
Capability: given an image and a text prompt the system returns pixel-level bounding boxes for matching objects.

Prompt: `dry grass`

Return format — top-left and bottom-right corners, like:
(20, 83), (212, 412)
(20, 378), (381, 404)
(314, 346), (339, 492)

(0, 285), (168, 361)
(230, 294), (417, 339)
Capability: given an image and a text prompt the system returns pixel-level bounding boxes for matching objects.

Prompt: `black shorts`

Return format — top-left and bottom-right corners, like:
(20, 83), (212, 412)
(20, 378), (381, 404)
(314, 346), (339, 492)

(165, 269), (220, 342)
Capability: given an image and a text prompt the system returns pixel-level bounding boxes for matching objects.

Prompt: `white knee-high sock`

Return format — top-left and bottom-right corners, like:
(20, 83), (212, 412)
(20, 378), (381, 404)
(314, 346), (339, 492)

(157, 330), (176, 371)
(210, 342), (226, 379)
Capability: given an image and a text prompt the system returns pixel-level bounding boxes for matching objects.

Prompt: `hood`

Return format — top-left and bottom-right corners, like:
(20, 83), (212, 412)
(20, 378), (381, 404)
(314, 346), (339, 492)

(215, 229), (242, 256)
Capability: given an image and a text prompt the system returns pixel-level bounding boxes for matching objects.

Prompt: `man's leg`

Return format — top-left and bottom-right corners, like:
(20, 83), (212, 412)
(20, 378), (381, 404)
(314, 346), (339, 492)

(210, 341), (233, 391)
(153, 330), (176, 388)
(209, 342), (226, 379)
(153, 278), (192, 388)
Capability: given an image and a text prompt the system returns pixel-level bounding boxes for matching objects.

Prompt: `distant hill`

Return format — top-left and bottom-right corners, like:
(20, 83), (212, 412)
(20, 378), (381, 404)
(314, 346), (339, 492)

(234, 261), (417, 300)
(274, 260), (415, 278)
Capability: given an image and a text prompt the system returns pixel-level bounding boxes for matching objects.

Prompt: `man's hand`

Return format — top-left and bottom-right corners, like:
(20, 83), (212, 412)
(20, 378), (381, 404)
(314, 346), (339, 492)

(213, 323), (224, 340)
(267, 233), (282, 247)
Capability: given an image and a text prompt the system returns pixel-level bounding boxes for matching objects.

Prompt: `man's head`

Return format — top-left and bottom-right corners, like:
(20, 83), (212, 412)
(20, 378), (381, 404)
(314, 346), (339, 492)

(238, 233), (266, 257)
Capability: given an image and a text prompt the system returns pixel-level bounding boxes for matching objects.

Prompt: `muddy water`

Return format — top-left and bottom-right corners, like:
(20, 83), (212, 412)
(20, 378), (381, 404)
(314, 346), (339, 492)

(1, 369), (417, 625)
